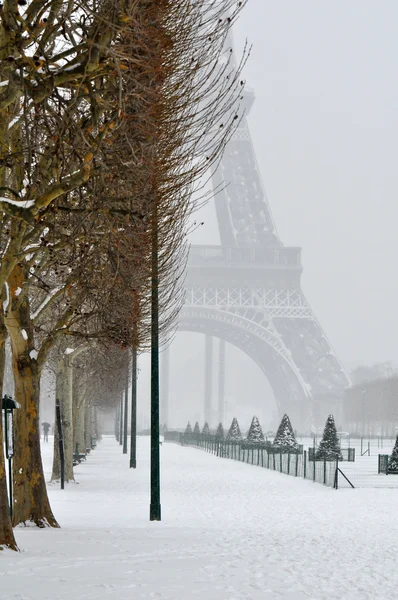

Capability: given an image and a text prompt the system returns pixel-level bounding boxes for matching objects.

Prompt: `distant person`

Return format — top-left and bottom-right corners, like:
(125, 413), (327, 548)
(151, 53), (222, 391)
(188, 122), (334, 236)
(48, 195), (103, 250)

(42, 422), (50, 442)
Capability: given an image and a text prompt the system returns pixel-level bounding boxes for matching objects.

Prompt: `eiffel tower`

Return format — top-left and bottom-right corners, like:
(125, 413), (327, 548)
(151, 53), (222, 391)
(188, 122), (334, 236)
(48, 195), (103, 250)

(161, 89), (349, 432)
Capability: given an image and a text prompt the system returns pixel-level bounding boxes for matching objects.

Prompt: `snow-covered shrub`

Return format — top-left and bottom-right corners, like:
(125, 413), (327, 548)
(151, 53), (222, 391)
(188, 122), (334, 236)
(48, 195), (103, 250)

(388, 434), (398, 473)
(272, 414), (300, 453)
(226, 417), (243, 442)
(215, 422), (224, 441)
(315, 414), (343, 461)
(202, 422), (210, 437)
(246, 416), (265, 444)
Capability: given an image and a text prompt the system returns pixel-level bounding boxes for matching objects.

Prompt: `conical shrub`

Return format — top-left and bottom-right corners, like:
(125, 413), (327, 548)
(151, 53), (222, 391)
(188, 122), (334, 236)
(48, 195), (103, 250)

(193, 421), (201, 436)
(246, 416), (265, 444)
(215, 422), (224, 441)
(202, 422), (210, 437)
(315, 414), (343, 460)
(272, 414), (300, 453)
(388, 434), (398, 472)
(184, 421), (192, 435)
(226, 417), (243, 442)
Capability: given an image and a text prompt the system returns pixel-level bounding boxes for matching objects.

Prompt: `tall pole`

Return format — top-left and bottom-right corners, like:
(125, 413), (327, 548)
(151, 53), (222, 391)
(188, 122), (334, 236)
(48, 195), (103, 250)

(115, 403), (120, 441)
(55, 399), (65, 490)
(119, 392), (123, 446)
(204, 334), (213, 425)
(150, 200), (161, 521)
(123, 363), (128, 454)
(218, 339), (226, 427)
(130, 348), (137, 468)
(160, 347), (170, 428)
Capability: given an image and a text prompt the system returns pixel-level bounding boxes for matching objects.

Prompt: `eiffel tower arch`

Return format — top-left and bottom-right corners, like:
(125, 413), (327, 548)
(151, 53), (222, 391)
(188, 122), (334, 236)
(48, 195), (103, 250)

(163, 87), (349, 432)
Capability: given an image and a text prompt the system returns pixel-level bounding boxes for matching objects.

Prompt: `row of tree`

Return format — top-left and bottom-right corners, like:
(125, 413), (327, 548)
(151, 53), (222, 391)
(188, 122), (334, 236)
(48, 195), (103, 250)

(184, 413), (343, 460)
(0, 0), (248, 550)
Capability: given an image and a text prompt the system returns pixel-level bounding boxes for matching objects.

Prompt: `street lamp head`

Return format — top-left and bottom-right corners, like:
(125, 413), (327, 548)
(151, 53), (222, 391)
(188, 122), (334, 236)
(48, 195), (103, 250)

(2, 395), (21, 411)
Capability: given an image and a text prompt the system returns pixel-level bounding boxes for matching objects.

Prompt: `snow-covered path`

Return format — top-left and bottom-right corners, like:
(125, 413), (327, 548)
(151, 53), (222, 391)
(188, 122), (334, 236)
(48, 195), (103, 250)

(1, 436), (398, 600)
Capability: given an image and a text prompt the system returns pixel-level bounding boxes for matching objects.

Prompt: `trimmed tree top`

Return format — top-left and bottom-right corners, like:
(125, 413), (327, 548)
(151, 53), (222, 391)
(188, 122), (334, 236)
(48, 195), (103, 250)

(226, 417), (243, 442)
(272, 414), (300, 452)
(315, 414), (343, 460)
(246, 416), (265, 444)
(193, 421), (201, 435)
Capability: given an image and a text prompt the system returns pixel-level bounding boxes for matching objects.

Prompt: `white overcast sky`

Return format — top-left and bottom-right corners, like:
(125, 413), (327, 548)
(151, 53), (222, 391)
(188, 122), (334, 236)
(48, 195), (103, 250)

(191, 0), (398, 366)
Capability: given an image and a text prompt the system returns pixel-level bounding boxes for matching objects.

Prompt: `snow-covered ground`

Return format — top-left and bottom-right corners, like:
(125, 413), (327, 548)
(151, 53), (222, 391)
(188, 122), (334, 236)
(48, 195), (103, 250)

(1, 435), (398, 600)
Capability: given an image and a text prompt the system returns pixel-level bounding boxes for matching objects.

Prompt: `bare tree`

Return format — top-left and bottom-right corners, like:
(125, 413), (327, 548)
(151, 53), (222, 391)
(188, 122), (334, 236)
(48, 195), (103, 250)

(0, 0), (248, 537)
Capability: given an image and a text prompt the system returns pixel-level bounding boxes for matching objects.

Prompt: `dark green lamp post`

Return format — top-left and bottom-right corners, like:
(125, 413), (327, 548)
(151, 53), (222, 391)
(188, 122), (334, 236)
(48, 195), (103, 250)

(2, 394), (20, 518)
(150, 200), (161, 521)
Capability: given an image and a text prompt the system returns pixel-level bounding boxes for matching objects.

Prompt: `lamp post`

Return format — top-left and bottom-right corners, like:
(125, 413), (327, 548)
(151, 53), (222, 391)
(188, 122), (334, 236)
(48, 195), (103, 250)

(150, 199), (161, 521)
(2, 395), (20, 518)
(130, 348), (137, 468)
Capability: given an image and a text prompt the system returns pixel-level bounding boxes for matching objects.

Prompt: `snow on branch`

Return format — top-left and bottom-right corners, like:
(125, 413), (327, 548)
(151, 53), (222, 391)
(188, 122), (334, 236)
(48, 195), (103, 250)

(31, 287), (63, 321)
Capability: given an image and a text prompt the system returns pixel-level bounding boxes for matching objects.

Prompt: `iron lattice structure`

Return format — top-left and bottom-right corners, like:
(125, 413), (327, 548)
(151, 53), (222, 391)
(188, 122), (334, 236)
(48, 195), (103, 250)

(179, 89), (349, 430)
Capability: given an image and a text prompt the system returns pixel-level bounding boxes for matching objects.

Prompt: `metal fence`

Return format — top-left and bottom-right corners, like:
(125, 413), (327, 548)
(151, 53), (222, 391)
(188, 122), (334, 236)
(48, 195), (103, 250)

(165, 432), (339, 489)
(165, 432), (398, 489)
(298, 435), (398, 488)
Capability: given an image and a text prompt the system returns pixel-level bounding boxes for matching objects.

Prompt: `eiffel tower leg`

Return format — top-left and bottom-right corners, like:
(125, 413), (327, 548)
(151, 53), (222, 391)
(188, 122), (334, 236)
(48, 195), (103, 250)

(160, 347), (170, 428)
(204, 334), (213, 425)
(218, 339), (226, 427)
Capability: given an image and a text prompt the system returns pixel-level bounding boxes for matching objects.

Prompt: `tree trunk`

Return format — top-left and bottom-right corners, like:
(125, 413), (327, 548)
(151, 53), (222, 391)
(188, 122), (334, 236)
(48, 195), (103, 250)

(51, 356), (74, 482)
(0, 300), (18, 550)
(73, 378), (86, 457)
(85, 404), (93, 452)
(6, 265), (58, 527)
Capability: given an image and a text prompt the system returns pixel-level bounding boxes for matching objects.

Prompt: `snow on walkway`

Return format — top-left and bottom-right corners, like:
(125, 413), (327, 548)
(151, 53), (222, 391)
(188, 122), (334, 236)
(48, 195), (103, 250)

(1, 435), (398, 600)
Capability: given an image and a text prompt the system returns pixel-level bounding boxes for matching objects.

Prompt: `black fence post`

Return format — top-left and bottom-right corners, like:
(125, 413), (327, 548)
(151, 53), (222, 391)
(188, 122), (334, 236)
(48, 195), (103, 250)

(56, 399), (65, 490)
(323, 458), (327, 485)
(334, 458), (339, 489)
(304, 450), (307, 479)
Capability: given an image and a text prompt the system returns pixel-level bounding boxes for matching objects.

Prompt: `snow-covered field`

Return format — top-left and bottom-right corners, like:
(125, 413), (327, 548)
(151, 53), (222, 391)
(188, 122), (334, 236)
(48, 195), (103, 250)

(1, 435), (398, 600)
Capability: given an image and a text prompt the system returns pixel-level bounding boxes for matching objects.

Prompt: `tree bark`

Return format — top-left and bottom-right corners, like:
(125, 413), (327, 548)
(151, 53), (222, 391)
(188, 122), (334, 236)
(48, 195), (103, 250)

(0, 299), (18, 550)
(5, 265), (58, 527)
(51, 356), (74, 482)
(73, 377), (86, 457)
(85, 404), (93, 452)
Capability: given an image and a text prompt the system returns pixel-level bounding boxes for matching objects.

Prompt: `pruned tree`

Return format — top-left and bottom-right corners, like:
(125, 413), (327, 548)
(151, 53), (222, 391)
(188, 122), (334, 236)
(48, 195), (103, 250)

(388, 434), (398, 473)
(184, 421), (192, 435)
(272, 414), (300, 453)
(226, 417), (242, 442)
(215, 422), (225, 441)
(202, 422), (210, 437)
(315, 415), (343, 461)
(193, 421), (201, 436)
(246, 416), (265, 444)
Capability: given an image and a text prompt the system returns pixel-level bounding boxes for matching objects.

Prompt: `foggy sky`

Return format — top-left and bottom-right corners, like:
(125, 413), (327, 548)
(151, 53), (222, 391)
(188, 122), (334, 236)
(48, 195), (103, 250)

(192, 0), (398, 366)
(132, 2), (398, 431)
